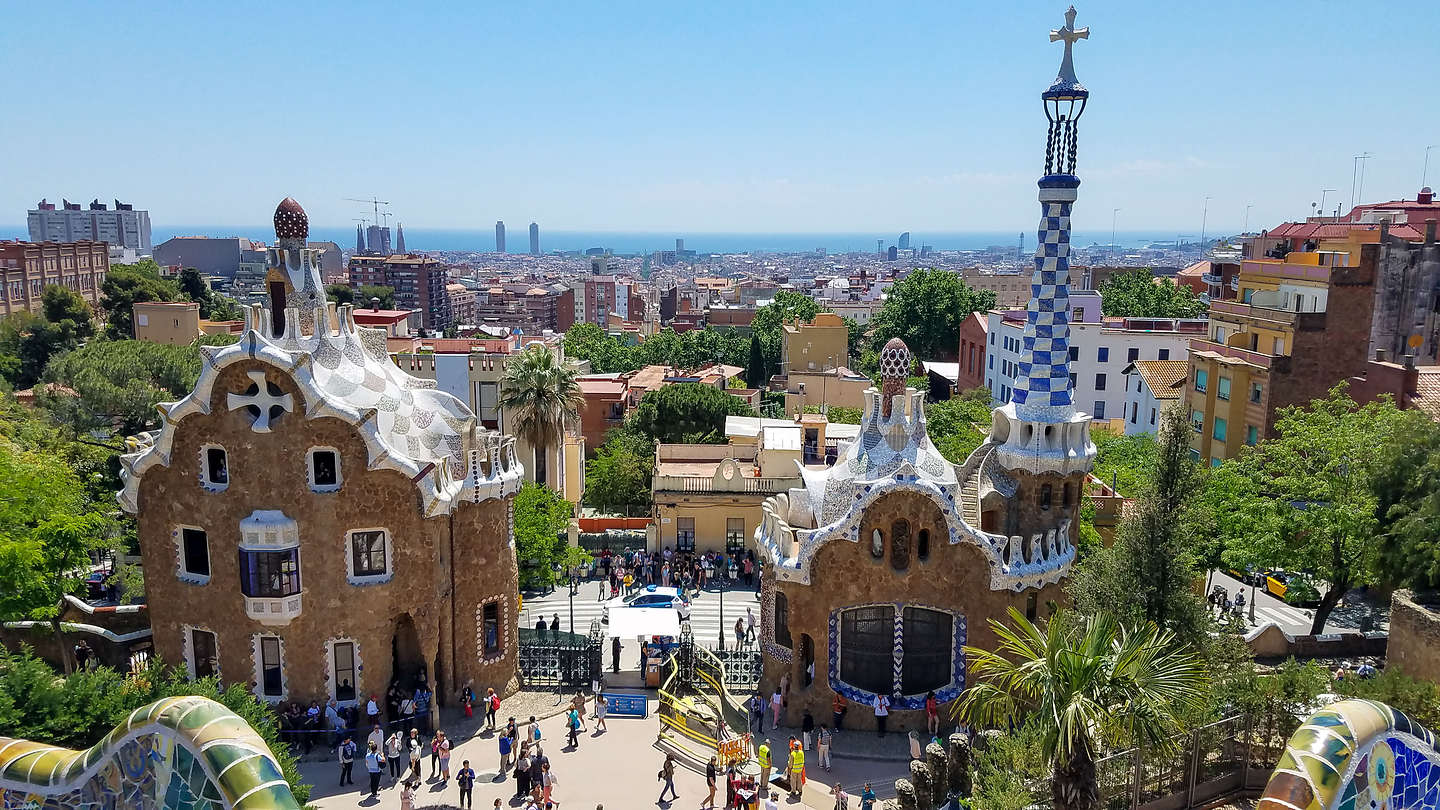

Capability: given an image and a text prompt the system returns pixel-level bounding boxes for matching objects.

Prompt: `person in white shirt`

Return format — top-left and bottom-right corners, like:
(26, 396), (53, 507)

(764, 790), (781, 810)
(872, 694), (890, 738)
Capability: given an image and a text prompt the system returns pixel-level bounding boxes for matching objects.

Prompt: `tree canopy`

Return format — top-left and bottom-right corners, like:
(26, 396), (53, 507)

(1096, 269), (1207, 319)
(328, 284), (396, 310)
(582, 427), (654, 515)
(1372, 414), (1440, 590)
(1203, 385), (1416, 632)
(499, 346), (583, 487)
(177, 268), (242, 321)
(99, 260), (179, 339)
(512, 481), (572, 590)
(0, 286), (96, 390)
(628, 382), (755, 444)
(562, 323), (750, 375)
(924, 387), (993, 465)
(870, 268), (996, 360)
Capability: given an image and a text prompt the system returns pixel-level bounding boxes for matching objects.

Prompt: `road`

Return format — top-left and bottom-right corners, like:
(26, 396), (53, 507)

(521, 580), (762, 648)
(1204, 569), (1387, 636)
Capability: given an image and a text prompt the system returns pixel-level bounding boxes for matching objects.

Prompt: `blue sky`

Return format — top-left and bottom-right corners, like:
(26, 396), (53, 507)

(4, 1), (1437, 235)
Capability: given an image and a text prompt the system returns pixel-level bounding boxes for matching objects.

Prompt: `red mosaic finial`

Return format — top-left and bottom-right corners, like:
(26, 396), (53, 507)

(273, 197), (308, 240)
(879, 337), (911, 418)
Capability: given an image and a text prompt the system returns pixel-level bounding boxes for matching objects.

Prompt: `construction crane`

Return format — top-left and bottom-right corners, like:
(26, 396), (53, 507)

(344, 196), (390, 223)
(379, 212), (393, 228)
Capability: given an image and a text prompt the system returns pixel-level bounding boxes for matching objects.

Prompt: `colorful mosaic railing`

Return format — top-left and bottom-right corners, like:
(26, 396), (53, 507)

(1260, 698), (1439, 810)
(0, 695), (300, 810)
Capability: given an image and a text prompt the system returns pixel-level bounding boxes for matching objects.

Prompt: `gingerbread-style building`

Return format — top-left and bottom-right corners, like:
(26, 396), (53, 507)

(119, 198), (524, 710)
(754, 8), (1098, 730)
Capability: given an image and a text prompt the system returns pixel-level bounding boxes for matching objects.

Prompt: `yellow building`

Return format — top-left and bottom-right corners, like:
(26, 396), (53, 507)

(780, 367), (872, 413)
(652, 414), (859, 553)
(132, 301), (242, 345)
(1186, 235), (1379, 466)
(781, 312), (849, 375)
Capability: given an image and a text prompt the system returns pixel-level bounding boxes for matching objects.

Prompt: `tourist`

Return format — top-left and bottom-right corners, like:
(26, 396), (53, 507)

(364, 740), (384, 798)
(540, 761), (559, 806)
(764, 790), (780, 810)
(529, 745), (548, 803)
(499, 727), (514, 778)
(437, 730), (452, 784)
(536, 615), (548, 643)
(749, 692), (765, 733)
(925, 690), (939, 735)
(366, 693), (381, 727)
(386, 729), (404, 780)
(407, 728), (423, 781)
(462, 684), (474, 719)
(430, 730), (442, 779)
(456, 759), (476, 809)
(565, 706), (581, 749)
(735, 617), (746, 649)
(657, 753), (679, 803)
(486, 687), (500, 730)
(770, 687), (784, 727)
(832, 692), (846, 732)
(817, 725), (833, 771)
(859, 782), (877, 810)
(802, 709), (815, 750)
(514, 747), (532, 798)
(757, 738), (772, 791)
(611, 636), (622, 673)
(909, 731), (923, 761)
(325, 700), (344, 747)
(830, 782), (849, 810)
(746, 607), (756, 645)
(594, 690), (607, 732)
(571, 691), (588, 731)
(872, 693), (890, 738)
(505, 716), (518, 744)
(705, 755), (718, 808)
(399, 779), (416, 810)
(414, 683), (433, 736)
(528, 715), (542, 744)
(337, 735), (356, 786)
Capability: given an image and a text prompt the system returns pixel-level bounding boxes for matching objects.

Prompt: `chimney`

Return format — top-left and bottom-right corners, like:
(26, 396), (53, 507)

(371, 297), (381, 311)
(1375, 349), (1388, 363)
(1419, 187), (1435, 205)
(1405, 353), (1416, 369)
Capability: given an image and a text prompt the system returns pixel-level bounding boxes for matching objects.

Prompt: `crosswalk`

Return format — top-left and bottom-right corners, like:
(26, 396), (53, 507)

(1213, 601), (1314, 633)
(520, 582), (761, 644)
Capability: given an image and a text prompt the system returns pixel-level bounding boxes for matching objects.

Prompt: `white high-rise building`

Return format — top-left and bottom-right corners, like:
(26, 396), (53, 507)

(28, 199), (152, 253)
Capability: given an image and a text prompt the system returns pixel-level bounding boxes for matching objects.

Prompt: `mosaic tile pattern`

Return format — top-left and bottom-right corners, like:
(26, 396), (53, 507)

(824, 602), (967, 711)
(1259, 698), (1440, 810)
(1010, 177), (1080, 423)
(0, 696), (299, 810)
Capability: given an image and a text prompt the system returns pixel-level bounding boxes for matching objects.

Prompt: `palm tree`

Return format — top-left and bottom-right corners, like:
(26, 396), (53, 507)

(955, 608), (1207, 810)
(499, 346), (584, 487)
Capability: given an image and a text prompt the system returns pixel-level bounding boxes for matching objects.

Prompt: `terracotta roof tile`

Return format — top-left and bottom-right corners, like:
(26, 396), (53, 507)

(1124, 360), (1189, 400)
(1413, 368), (1440, 422)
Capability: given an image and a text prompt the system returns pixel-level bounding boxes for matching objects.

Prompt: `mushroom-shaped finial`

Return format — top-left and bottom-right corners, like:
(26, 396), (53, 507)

(879, 337), (912, 418)
(273, 197), (309, 240)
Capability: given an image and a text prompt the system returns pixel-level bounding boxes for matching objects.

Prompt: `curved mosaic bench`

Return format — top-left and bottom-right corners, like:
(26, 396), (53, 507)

(0, 695), (301, 810)
(1260, 698), (1440, 810)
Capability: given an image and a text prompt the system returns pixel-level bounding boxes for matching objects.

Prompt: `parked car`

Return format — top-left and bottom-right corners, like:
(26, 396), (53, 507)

(1226, 566), (1267, 586)
(601, 585), (690, 624)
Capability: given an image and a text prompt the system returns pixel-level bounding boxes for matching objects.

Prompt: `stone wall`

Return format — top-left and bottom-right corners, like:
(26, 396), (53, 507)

(137, 360), (515, 709)
(1388, 590), (1440, 683)
(764, 488), (1067, 732)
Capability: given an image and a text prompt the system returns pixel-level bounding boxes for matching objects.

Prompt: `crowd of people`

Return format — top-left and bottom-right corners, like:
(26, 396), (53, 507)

(589, 547), (760, 600)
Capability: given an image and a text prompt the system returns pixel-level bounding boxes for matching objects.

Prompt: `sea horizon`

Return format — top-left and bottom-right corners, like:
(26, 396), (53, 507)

(1, 225), (1218, 256)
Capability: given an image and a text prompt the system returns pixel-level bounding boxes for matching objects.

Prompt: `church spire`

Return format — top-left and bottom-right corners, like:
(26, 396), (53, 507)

(396, 223), (406, 254)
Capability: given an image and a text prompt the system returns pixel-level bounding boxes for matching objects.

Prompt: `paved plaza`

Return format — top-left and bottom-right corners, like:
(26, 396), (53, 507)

(301, 694), (908, 810)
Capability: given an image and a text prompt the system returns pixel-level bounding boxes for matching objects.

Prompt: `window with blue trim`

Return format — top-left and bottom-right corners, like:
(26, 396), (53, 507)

(900, 607), (952, 695)
(839, 606), (894, 695)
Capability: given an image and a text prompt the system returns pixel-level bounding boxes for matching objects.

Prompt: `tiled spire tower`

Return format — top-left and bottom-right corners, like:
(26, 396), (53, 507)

(991, 6), (1097, 477)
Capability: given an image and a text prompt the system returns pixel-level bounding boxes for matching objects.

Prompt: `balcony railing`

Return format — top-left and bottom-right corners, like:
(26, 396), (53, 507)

(1201, 273), (1223, 285)
(245, 591), (303, 626)
(652, 475), (796, 494)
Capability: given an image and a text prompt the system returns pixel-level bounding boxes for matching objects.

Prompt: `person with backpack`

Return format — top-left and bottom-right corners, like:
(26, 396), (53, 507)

(364, 740), (384, 798)
(565, 707), (581, 749)
(486, 687), (500, 730)
(456, 759), (476, 809)
(338, 736), (356, 787)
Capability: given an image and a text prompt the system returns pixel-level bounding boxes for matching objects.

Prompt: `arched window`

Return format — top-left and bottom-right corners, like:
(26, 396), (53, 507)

(774, 591), (792, 648)
(917, 529), (930, 562)
(901, 607), (953, 696)
(890, 519), (910, 570)
(1040, 484), (1052, 511)
(870, 529), (884, 559)
(839, 605), (894, 695)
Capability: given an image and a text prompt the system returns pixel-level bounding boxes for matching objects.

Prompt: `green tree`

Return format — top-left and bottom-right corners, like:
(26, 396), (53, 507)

(583, 428), (654, 514)
(925, 387), (993, 465)
(1372, 414), (1440, 590)
(0, 287), (98, 390)
(1089, 428), (1158, 497)
(1096, 269), (1206, 319)
(500, 346), (584, 487)
(513, 481), (572, 590)
(1205, 385), (1413, 633)
(870, 268), (996, 360)
(842, 316), (866, 360)
(0, 438), (113, 674)
(628, 382), (755, 444)
(43, 335), (235, 442)
(1069, 405), (1210, 646)
(750, 291), (822, 379)
(325, 284), (355, 307)
(745, 334), (766, 388)
(357, 285), (395, 310)
(956, 609), (1207, 810)
(99, 260), (179, 339)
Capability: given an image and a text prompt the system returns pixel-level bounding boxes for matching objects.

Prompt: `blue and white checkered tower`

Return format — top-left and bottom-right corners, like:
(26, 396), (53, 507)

(992, 6), (1098, 477)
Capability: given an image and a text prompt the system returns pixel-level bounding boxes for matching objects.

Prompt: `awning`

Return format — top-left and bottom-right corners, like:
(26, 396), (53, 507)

(605, 607), (681, 640)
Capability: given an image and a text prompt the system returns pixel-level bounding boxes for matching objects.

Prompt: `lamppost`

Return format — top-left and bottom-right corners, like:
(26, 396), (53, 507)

(718, 579), (725, 652)
(1200, 196), (1212, 248)
(1244, 203), (1253, 234)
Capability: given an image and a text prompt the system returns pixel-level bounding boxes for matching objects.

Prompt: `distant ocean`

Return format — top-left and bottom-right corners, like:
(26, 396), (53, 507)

(1, 225), (1198, 255)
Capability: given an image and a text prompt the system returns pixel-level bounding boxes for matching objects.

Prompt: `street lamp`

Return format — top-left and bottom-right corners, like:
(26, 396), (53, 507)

(1200, 196), (1212, 247)
(718, 579), (725, 652)
(1249, 578), (1257, 626)
(1244, 203), (1253, 234)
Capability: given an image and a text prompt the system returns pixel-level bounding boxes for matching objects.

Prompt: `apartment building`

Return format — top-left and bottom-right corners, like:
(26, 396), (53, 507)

(0, 240), (108, 317)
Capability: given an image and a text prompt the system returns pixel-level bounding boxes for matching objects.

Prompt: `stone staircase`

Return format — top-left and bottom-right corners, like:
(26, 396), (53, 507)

(955, 443), (993, 527)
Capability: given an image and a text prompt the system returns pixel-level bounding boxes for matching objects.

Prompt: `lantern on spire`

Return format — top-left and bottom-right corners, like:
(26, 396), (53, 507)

(1042, 6), (1090, 177)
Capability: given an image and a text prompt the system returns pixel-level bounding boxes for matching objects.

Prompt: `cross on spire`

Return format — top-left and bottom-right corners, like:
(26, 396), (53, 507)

(1049, 6), (1089, 89)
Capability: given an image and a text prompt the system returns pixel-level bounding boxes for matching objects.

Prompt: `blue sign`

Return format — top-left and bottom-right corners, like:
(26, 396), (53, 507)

(604, 692), (648, 719)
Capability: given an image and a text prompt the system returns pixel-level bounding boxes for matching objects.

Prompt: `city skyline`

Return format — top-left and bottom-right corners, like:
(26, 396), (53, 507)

(3, 1), (1437, 235)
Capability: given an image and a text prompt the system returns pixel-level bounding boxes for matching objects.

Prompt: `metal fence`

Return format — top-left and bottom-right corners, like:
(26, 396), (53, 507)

(1026, 713), (1291, 810)
(516, 619), (603, 688)
(704, 644), (762, 691)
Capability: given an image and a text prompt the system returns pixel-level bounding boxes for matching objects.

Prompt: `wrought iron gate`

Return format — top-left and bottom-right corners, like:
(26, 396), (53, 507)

(517, 619), (603, 687)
